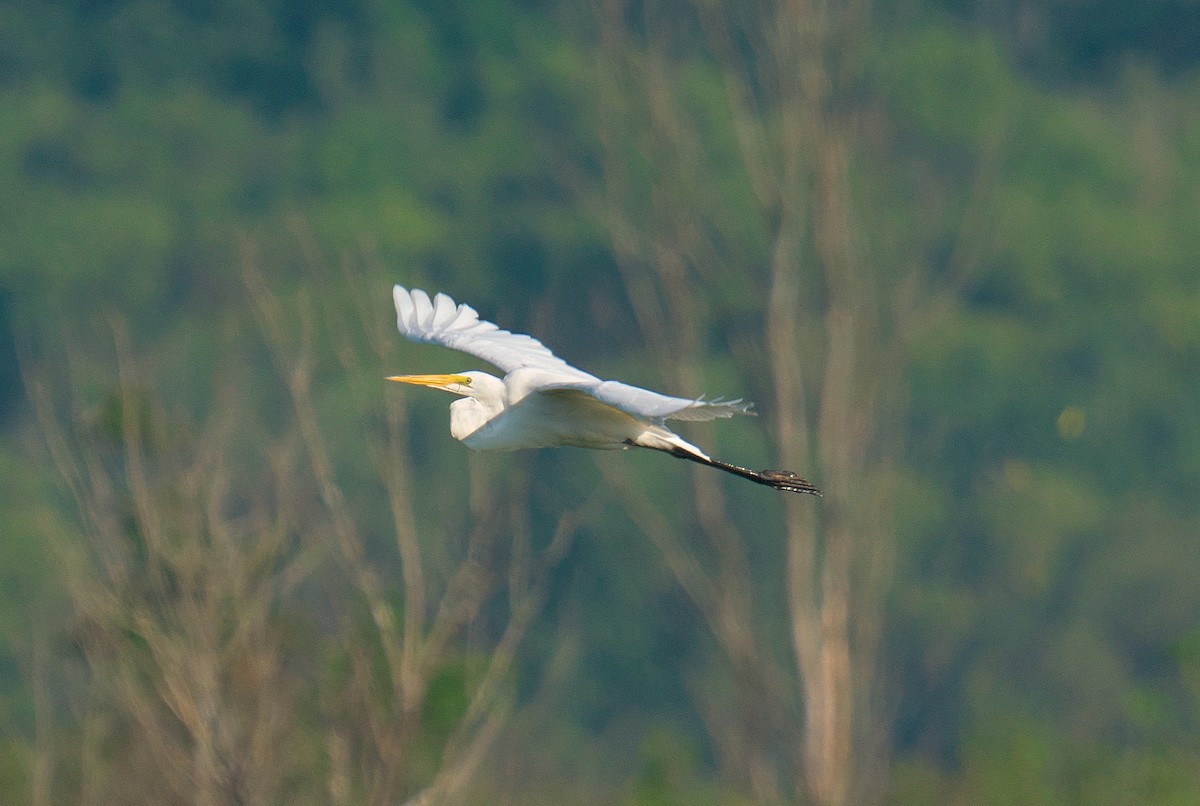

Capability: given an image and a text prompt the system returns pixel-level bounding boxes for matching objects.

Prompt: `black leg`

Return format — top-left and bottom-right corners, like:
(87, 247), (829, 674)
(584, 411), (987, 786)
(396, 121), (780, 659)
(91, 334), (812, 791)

(627, 440), (822, 496)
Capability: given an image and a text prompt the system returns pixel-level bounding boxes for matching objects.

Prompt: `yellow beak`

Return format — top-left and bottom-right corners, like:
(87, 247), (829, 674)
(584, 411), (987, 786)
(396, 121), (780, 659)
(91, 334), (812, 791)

(386, 373), (471, 391)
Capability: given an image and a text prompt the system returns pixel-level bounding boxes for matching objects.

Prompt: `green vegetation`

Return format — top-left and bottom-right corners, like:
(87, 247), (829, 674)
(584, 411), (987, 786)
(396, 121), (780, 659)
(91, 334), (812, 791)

(2, 1), (1199, 803)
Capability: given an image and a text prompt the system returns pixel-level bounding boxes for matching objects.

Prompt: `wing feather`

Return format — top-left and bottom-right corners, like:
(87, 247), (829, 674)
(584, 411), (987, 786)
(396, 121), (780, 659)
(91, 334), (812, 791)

(395, 287), (415, 329)
(410, 288), (433, 326)
(565, 380), (753, 422)
(394, 285), (594, 380)
(394, 285), (756, 422)
(432, 292), (456, 327)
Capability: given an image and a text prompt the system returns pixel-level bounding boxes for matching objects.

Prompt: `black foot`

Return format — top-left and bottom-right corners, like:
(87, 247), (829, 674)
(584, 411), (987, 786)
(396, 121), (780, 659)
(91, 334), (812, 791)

(758, 469), (823, 496)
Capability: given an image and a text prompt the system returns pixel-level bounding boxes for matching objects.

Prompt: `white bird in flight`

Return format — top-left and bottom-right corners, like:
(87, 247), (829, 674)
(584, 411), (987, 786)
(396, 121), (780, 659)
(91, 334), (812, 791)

(388, 286), (821, 495)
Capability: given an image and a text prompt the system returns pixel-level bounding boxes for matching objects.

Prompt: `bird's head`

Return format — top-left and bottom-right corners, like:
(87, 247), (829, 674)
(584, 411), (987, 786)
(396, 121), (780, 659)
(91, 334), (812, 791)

(386, 370), (500, 399)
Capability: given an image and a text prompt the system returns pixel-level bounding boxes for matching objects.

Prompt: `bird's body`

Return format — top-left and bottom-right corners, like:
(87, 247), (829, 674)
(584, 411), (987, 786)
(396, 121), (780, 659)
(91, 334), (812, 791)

(389, 286), (820, 495)
(456, 375), (641, 451)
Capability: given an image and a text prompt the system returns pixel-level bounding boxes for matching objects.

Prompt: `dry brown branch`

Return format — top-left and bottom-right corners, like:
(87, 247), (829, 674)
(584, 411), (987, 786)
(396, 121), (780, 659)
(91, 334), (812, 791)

(243, 247), (413, 716)
(23, 322), (315, 805)
(23, 240), (586, 803)
(584, 1), (916, 803)
(239, 244), (585, 803)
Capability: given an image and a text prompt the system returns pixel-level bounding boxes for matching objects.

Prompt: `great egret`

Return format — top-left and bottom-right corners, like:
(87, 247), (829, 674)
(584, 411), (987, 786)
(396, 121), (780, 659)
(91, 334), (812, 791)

(388, 286), (821, 495)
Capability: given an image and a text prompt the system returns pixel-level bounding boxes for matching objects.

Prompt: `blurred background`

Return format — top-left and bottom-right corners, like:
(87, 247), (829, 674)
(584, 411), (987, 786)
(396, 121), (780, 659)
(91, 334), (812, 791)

(3, 0), (1200, 803)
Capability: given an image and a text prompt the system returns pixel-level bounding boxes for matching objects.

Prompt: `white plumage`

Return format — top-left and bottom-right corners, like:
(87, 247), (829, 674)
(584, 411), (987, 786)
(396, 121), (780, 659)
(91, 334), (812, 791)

(393, 286), (751, 422)
(388, 286), (820, 495)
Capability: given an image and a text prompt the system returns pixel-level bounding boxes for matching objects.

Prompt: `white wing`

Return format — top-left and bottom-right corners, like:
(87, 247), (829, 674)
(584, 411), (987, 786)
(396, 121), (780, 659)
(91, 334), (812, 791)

(394, 285), (593, 381)
(394, 286), (754, 422)
(548, 380), (753, 422)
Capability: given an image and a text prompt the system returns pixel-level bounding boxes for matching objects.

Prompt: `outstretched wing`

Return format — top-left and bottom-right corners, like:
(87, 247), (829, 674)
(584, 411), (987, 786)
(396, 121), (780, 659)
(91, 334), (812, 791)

(551, 380), (753, 422)
(394, 286), (594, 381)
(394, 286), (755, 422)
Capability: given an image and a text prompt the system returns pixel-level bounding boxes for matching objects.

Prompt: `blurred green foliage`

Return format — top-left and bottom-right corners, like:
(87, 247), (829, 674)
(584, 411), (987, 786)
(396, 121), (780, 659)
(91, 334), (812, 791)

(3, 0), (1200, 802)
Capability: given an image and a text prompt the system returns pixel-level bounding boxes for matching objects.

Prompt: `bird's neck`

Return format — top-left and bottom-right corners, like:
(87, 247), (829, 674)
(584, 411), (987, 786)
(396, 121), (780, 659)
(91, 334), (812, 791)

(449, 396), (504, 441)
